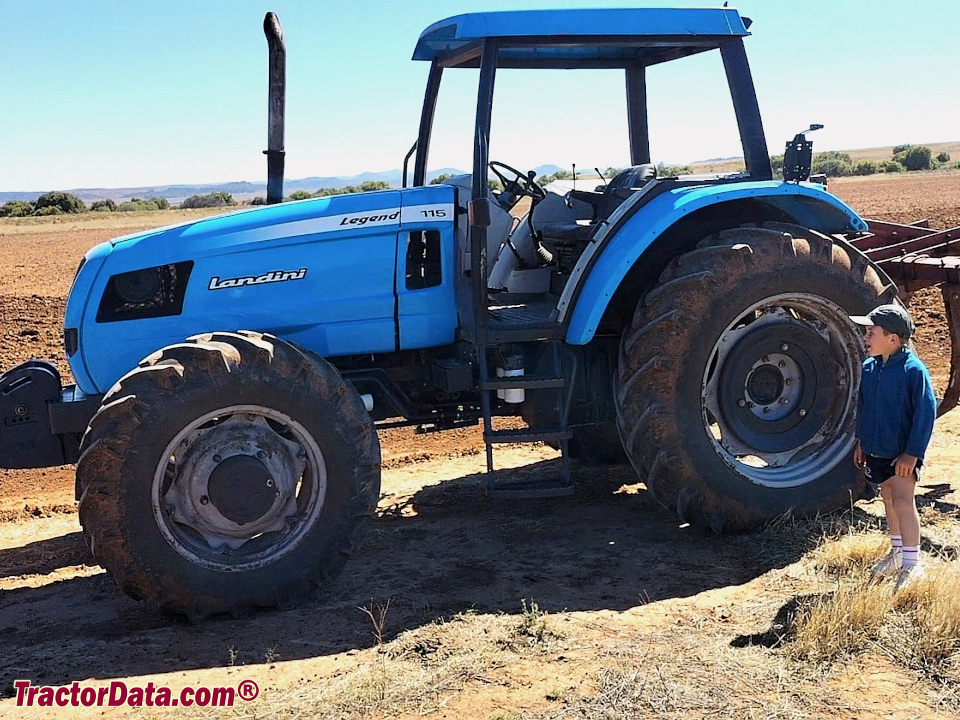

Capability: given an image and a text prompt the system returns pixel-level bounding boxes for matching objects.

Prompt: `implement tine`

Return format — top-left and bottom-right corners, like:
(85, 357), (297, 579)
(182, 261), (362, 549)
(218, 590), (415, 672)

(937, 284), (960, 417)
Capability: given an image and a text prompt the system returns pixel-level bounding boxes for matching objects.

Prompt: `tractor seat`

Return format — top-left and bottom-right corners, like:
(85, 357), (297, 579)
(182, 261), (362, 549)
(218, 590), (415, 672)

(538, 164), (657, 243)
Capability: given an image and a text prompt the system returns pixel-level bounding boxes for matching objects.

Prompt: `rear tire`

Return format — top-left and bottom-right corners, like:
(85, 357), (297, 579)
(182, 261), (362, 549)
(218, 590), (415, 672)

(77, 331), (380, 617)
(615, 225), (894, 532)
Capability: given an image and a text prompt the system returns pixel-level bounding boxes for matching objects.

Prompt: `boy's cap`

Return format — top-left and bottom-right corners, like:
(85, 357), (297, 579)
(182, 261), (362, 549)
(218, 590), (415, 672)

(850, 304), (915, 340)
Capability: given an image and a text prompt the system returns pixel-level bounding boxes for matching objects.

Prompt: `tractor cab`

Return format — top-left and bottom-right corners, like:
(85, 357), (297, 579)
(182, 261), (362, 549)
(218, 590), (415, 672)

(407, 7), (771, 335)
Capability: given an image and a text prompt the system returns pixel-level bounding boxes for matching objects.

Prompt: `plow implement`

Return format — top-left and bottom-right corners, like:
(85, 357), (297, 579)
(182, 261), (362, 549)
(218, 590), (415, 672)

(852, 220), (960, 416)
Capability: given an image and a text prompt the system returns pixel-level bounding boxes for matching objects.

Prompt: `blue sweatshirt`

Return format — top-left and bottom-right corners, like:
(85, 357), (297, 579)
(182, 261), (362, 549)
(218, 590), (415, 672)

(857, 348), (937, 460)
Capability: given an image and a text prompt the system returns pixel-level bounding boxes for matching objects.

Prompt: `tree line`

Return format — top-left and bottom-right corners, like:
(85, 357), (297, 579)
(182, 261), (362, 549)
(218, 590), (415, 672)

(0, 181), (397, 218)
(771, 144), (956, 178)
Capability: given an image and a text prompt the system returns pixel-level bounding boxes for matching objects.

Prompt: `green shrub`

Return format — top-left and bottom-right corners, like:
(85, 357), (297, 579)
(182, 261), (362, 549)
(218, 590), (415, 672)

(249, 196), (267, 205)
(0, 200), (35, 217)
(853, 160), (879, 176)
(34, 191), (86, 214)
(936, 152), (950, 164)
(536, 170), (573, 187)
(286, 190), (313, 201)
(430, 173), (455, 185)
(656, 162), (692, 177)
(812, 151), (853, 177)
(893, 144), (912, 154)
(180, 192), (235, 209)
(90, 199), (117, 212)
(770, 154), (784, 174)
(893, 145), (933, 171)
(880, 160), (905, 173)
(115, 197), (169, 212)
(34, 205), (63, 216)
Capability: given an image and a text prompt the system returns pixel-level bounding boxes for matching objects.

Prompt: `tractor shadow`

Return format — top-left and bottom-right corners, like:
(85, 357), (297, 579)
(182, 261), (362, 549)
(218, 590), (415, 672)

(0, 457), (890, 692)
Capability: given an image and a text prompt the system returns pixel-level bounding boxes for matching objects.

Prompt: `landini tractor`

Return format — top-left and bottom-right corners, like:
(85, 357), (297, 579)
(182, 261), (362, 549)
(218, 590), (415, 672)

(4, 8), (960, 617)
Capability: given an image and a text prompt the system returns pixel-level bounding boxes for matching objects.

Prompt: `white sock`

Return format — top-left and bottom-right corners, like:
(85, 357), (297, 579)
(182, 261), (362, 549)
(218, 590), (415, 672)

(891, 535), (903, 552)
(902, 546), (919, 568)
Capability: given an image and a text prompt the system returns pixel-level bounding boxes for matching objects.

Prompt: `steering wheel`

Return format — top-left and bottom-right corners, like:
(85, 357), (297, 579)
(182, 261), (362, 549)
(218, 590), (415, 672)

(489, 161), (547, 207)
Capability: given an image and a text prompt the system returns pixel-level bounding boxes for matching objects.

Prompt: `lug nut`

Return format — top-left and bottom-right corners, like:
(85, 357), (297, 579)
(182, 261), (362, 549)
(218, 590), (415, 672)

(763, 406), (770, 414)
(213, 454), (222, 463)
(785, 379), (794, 386)
(738, 399), (746, 407)
(778, 361), (786, 368)
(799, 409), (807, 417)
(266, 478), (274, 488)
(747, 401), (754, 408)
(200, 495), (209, 505)
(781, 344), (789, 352)
(779, 398), (789, 405)
(257, 450), (266, 459)
(762, 356), (769, 363)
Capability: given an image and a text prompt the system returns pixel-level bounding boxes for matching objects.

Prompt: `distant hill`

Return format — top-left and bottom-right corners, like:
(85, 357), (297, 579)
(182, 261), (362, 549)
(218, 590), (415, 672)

(0, 167), (468, 205)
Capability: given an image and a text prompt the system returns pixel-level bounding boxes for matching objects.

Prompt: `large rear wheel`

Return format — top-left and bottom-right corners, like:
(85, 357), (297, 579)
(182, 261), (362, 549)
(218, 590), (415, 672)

(615, 225), (895, 531)
(77, 331), (380, 617)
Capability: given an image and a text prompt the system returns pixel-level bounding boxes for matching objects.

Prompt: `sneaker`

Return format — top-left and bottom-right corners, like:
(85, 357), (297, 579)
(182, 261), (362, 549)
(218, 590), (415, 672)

(871, 549), (902, 577)
(894, 563), (926, 592)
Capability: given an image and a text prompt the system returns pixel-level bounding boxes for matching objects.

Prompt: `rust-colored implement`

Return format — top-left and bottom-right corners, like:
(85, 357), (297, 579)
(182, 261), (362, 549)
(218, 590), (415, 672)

(851, 220), (960, 416)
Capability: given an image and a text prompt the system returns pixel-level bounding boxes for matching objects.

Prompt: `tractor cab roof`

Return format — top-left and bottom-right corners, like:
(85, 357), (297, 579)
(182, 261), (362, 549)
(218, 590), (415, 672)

(413, 7), (751, 68)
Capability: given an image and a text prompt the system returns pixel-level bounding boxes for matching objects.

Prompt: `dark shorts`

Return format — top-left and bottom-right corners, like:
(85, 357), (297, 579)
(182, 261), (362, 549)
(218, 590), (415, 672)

(864, 454), (925, 485)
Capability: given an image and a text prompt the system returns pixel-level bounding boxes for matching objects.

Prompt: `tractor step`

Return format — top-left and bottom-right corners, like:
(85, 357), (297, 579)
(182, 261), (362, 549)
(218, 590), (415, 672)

(484, 427), (572, 444)
(477, 341), (573, 499)
(487, 478), (576, 500)
(479, 376), (565, 391)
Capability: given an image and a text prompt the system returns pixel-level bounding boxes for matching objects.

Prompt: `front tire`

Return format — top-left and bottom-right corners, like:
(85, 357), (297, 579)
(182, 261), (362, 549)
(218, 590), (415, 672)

(77, 331), (380, 617)
(615, 225), (895, 532)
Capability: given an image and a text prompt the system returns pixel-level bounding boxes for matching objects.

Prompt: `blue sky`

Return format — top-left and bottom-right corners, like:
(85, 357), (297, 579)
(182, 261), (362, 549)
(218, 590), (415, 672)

(2, 0), (958, 192)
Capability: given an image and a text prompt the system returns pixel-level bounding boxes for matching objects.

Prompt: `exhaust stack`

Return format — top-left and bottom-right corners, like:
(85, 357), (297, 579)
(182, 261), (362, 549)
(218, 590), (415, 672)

(263, 12), (286, 204)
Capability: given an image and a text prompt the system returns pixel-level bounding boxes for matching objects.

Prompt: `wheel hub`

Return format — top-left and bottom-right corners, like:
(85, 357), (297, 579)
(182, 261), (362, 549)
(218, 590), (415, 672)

(207, 454), (277, 526)
(744, 352), (802, 420)
(746, 364), (783, 406)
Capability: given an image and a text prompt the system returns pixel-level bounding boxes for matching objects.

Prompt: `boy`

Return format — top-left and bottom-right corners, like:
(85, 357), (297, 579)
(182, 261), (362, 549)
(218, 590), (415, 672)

(851, 304), (937, 591)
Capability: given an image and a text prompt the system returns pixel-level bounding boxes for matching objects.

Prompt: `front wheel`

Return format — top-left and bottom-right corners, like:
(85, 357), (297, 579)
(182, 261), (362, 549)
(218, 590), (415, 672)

(615, 225), (895, 532)
(77, 331), (380, 617)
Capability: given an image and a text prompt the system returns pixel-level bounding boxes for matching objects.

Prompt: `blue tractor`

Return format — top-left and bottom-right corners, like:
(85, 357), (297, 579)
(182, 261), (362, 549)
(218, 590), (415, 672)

(1, 7), (938, 617)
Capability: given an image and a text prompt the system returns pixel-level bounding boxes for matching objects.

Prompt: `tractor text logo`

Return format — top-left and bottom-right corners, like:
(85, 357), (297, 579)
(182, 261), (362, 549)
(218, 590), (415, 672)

(339, 210), (400, 227)
(208, 268), (307, 291)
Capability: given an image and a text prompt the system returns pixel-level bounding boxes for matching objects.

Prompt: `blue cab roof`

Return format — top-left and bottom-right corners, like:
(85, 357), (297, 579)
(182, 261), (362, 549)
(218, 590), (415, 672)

(413, 7), (751, 67)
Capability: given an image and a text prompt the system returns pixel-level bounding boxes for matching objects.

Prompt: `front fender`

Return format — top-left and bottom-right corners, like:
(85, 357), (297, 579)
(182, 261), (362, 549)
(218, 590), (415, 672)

(561, 181), (868, 345)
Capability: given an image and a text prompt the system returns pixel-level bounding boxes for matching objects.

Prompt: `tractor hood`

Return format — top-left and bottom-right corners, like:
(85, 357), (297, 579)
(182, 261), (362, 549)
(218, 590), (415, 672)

(65, 185), (456, 394)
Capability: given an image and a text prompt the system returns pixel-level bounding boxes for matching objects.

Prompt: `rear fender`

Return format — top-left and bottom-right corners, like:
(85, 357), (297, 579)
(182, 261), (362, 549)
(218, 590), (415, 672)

(561, 181), (868, 345)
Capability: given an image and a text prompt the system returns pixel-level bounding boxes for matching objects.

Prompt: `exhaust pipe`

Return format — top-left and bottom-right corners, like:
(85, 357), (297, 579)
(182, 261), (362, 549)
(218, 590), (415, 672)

(263, 12), (286, 204)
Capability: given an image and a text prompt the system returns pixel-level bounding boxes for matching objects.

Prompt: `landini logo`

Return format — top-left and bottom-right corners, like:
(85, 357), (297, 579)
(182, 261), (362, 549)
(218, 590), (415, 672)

(208, 268), (307, 291)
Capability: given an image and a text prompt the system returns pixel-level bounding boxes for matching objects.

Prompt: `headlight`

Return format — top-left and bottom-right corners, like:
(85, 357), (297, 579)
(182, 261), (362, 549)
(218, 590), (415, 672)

(96, 261), (194, 323)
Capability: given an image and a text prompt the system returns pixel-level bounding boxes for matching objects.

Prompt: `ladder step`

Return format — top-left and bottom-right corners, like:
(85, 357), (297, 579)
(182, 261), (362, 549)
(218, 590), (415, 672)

(480, 376), (565, 391)
(484, 427), (572, 444)
(487, 479), (575, 499)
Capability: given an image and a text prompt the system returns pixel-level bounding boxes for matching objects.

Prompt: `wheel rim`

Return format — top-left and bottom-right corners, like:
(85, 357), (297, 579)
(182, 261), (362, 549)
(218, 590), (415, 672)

(152, 404), (327, 571)
(701, 293), (862, 488)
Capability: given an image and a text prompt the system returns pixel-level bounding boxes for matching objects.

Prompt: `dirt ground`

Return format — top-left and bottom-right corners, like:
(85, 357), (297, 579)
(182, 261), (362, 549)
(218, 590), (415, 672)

(1, 174), (960, 718)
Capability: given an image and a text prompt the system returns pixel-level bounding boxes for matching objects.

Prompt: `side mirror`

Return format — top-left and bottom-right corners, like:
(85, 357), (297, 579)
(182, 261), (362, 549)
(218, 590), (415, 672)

(783, 124), (823, 183)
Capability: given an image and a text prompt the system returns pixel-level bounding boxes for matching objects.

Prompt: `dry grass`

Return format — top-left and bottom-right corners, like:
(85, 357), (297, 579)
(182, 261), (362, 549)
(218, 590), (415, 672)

(790, 580), (891, 661)
(811, 532), (889, 576)
(895, 565), (960, 667)
(211, 605), (566, 720)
